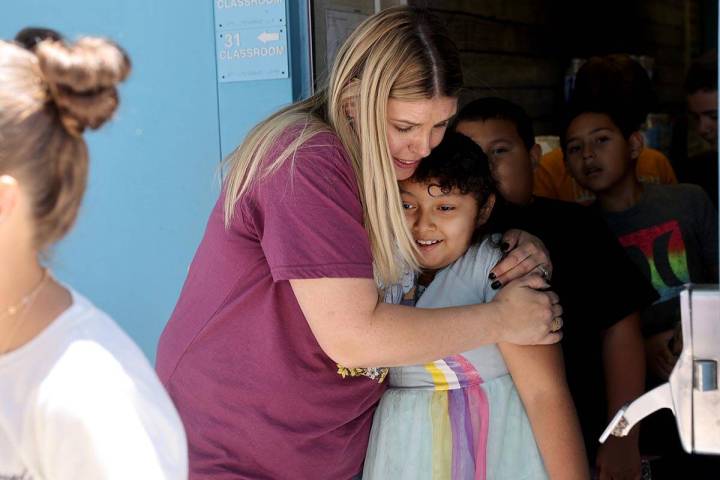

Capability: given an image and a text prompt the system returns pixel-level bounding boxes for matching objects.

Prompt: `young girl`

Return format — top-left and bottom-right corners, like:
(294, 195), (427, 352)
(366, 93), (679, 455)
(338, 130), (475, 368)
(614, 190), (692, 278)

(0, 35), (187, 478)
(363, 133), (588, 479)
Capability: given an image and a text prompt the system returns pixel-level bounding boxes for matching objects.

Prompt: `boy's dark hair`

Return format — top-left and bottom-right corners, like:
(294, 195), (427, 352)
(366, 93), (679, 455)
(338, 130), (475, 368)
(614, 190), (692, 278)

(572, 54), (656, 130)
(411, 131), (496, 206)
(685, 50), (717, 94)
(562, 96), (639, 149)
(453, 97), (535, 150)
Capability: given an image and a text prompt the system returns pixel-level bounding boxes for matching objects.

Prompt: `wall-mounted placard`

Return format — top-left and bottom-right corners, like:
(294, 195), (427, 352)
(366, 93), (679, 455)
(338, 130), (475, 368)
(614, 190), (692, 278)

(214, 0), (289, 82)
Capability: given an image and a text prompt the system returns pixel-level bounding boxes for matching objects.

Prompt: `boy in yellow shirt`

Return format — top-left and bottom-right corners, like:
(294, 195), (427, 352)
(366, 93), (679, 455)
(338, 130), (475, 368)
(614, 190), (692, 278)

(535, 54), (677, 204)
(534, 147), (676, 204)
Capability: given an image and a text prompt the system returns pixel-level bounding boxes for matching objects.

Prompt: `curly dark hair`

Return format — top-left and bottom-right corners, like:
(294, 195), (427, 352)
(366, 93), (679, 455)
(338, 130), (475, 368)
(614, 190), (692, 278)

(408, 132), (498, 244)
(410, 131), (497, 212)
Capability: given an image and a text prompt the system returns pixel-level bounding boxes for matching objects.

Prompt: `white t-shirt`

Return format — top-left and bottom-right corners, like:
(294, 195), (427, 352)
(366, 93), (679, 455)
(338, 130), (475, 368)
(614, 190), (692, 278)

(0, 288), (187, 480)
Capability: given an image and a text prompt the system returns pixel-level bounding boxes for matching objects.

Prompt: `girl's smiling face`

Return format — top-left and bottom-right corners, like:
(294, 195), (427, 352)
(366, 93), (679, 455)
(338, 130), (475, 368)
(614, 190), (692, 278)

(399, 179), (494, 271)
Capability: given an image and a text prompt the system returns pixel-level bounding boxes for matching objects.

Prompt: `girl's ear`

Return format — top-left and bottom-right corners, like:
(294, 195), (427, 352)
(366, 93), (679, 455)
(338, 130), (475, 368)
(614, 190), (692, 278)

(0, 175), (19, 224)
(344, 98), (357, 123)
(476, 193), (496, 226)
(628, 131), (645, 160)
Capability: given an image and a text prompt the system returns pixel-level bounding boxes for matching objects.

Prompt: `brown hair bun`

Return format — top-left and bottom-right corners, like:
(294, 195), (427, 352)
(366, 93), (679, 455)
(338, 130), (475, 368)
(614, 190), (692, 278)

(35, 37), (131, 135)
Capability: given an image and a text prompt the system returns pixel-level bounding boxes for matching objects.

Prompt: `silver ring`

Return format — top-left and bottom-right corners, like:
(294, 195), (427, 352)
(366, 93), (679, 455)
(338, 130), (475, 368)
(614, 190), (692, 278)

(537, 264), (550, 280)
(551, 317), (563, 332)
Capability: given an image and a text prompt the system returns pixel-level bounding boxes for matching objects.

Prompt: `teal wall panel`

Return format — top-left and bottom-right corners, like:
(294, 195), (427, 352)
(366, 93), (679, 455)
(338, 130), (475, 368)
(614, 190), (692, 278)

(1, 1), (311, 361)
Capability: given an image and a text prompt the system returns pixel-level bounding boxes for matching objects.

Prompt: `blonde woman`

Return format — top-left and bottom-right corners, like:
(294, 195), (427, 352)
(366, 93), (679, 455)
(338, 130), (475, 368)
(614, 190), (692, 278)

(157, 7), (562, 479)
(0, 35), (187, 478)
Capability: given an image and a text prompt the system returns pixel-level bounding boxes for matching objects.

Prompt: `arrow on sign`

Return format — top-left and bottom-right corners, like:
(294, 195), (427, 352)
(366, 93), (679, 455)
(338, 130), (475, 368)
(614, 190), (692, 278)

(257, 31), (280, 43)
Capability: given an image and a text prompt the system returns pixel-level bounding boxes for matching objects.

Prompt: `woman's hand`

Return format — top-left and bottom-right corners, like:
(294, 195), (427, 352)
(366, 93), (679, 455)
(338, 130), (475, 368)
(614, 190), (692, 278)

(492, 274), (563, 345)
(489, 229), (552, 289)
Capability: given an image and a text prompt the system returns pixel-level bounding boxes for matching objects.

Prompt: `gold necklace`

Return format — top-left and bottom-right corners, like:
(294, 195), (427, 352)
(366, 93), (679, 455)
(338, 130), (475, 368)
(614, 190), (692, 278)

(0, 269), (50, 354)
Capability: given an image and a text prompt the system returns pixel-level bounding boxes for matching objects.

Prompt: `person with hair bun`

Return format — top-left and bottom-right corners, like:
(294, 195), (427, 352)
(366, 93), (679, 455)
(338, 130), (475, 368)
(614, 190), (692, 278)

(157, 7), (561, 479)
(0, 34), (188, 479)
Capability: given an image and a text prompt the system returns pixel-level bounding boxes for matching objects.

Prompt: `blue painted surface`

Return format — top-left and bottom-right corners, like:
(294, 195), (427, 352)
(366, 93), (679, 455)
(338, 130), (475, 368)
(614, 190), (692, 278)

(1, 1), (311, 361)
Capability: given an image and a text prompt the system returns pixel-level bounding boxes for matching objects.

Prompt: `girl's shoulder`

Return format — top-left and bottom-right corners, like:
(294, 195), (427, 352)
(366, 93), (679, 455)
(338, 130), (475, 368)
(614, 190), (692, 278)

(452, 235), (503, 278)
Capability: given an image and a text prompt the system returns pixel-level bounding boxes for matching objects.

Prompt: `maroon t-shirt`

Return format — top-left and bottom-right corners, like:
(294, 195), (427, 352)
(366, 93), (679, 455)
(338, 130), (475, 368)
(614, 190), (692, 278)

(156, 131), (383, 479)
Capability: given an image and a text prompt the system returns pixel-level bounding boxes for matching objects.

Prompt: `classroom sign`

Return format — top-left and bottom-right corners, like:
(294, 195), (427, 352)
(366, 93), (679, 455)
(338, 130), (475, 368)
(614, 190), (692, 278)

(214, 0), (289, 82)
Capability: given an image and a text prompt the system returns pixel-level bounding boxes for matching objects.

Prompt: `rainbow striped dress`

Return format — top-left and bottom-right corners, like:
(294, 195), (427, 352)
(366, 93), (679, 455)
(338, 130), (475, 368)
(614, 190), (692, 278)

(363, 239), (548, 480)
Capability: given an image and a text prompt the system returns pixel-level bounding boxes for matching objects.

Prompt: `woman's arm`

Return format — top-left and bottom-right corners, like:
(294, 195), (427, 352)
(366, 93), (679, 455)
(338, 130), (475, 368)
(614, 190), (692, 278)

(291, 274), (562, 368)
(499, 343), (589, 480)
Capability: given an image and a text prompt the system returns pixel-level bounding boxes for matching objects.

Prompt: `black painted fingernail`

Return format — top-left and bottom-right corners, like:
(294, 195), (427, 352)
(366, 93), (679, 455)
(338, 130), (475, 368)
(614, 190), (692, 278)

(491, 280), (502, 290)
(488, 272), (496, 280)
(500, 242), (510, 252)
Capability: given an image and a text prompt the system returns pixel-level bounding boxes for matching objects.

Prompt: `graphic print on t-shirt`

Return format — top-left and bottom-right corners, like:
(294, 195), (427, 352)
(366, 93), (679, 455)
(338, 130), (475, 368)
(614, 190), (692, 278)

(617, 219), (689, 303)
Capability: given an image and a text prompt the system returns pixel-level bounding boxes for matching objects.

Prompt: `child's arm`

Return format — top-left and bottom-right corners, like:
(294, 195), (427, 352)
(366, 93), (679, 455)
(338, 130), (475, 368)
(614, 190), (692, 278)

(596, 313), (645, 479)
(498, 342), (589, 480)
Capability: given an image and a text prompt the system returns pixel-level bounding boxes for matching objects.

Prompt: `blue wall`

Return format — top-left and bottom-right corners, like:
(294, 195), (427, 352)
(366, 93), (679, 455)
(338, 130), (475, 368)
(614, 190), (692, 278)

(1, 1), (310, 361)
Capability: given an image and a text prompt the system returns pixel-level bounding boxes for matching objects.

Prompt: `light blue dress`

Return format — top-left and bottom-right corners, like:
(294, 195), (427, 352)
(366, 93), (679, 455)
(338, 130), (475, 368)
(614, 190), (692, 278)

(364, 238), (548, 480)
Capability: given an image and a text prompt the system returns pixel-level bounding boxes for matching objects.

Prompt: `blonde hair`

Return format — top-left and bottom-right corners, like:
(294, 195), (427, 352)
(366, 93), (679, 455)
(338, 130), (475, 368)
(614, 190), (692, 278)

(0, 35), (130, 250)
(223, 7), (462, 285)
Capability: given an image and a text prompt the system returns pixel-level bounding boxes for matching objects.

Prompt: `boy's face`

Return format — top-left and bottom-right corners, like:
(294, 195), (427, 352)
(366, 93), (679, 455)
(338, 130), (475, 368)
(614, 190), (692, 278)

(687, 89), (718, 148)
(455, 119), (539, 206)
(399, 179), (493, 271)
(564, 112), (642, 194)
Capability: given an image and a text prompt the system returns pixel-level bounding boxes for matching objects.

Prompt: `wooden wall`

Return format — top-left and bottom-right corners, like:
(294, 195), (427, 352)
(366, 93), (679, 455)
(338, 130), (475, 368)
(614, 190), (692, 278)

(312, 0), (407, 87)
(408, 0), (711, 136)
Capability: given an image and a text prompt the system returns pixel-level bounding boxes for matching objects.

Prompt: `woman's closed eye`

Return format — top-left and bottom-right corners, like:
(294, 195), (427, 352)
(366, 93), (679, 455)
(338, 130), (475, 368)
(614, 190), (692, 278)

(438, 204), (456, 212)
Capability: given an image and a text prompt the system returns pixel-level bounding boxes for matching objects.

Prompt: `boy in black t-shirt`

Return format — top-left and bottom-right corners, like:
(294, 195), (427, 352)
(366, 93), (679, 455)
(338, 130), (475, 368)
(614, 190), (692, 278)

(454, 97), (657, 479)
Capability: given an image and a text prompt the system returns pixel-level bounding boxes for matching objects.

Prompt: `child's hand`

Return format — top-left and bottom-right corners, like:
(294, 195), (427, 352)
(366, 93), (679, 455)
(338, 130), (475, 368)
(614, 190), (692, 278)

(492, 274), (563, 345)
(489, 229), (552, 289)
(595, 435), (642, 480)
(644, 330), (676, 380)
